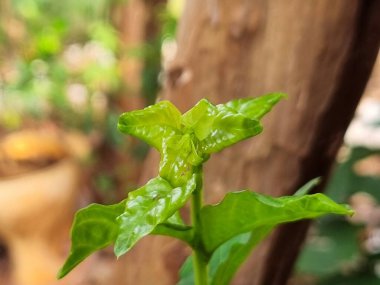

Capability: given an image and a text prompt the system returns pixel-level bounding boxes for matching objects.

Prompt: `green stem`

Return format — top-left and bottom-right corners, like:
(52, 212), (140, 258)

(191, 168), (208, 285)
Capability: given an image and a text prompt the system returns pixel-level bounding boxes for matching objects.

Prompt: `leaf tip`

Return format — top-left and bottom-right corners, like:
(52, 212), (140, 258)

(113, 242), (127, 259)
(346, 206), (355, 217)
(117, 113), (130, 133)
(56, 264), (68, 280)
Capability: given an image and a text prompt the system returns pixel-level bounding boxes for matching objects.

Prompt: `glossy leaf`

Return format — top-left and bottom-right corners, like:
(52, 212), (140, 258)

(181, 99), (216, 141)
(181, 98), (263, 154)
(58, 201), (125, 278)
(200, 104), (263, 154)
(159, 134), (205, 186)
(114, 174), (196, 256)
(225, 93), (286, 120)
(118, 96), (285, 187)
(118, 100), (181, 151)
(200, 191), (353, 254)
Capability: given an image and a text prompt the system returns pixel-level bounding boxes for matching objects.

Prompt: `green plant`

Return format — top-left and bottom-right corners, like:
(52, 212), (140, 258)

(58, 93), (353, 285)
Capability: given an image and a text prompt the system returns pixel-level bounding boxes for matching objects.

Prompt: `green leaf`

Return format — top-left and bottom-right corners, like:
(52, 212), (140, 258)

(178, 229), (271, 285)
(152, 211), (193, 245)
(293, 177), (321, 196)
(118, 100), (182, 151)
(209, 228), (271, 285)
(181, 98), (264, 154)
(200, 191), (354, 254)
(178, 256), (195, 285)
(181, 99), (216, 141)
(114, 175), (197, 257)
(159, 134), (206, 186)
(200, 104), (263, 154)
(152, 223), (193, 245)
(58, 201), (125, 278)
(225, 93), (286, 120)
(118, 95), (285, 186)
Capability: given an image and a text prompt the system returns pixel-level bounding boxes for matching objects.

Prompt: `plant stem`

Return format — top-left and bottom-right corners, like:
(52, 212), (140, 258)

(191, 168), (208, 285)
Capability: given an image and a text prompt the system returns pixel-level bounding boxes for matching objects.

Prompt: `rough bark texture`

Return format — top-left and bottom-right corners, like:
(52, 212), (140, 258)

(126, 0), (380, 284)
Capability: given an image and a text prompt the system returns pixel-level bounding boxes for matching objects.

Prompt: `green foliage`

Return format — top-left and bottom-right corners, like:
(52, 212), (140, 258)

(118, 94), (284, 185)
(59, 94), (353, 284)
(59, 175), (196, 278)
(179, 178), (353, 285)
(114, 175), (197, 257)
(58, 201), (125, 278)
(200, 191), (352, 254)
(0, 0), (121, 132)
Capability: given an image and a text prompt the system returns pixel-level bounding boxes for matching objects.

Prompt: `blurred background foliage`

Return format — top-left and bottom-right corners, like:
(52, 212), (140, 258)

(0, 0), (120, 132)
(0, 0), (182, 202)
(0, 0), (180, 133)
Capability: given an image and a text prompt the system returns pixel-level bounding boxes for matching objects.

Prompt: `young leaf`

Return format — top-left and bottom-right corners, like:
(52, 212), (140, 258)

(200, 104), (263, 154)
(159, 134), (205, 186)
(293, 177), (321, 196)
(181, 98), (264, 154)
(118, 95), (285, 186)
(200, 191), (353, 254)
(118, 100), (182, 151)
(114, 175), (196, 257)
(181, 99), (216, 140)
(58, 201), (125, 278)
(224, 93), (286, 120)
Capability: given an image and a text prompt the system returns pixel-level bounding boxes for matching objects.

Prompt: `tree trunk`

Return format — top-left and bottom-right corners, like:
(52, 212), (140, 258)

(126, 0), (380, 284)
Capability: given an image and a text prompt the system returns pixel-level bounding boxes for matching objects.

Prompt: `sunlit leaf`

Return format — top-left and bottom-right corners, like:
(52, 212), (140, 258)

(181, 94), (285, 154)
(118, 101), (182, 151)
(119, 95), (285, 187)
(200, 191), (353, 254)
(181, 99), (216, 141)
(114, 175), (196, 256)
(181, 98), (264, 154)
(159, 134), (205, 186)
(225, 93), (286, 120)
(58, 201), (125, 278)
(60, 175), (197, 277)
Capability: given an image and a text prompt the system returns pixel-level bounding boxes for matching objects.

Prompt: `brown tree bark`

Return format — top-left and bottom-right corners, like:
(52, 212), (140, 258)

(125, 0), (380, 284)
(113, 0), (157, 111)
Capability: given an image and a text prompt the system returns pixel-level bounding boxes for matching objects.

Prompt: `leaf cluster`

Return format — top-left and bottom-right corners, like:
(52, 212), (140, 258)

(59, 94), (353, 284)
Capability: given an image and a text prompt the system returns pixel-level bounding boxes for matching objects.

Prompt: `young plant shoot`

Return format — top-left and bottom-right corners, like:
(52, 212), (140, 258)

(58, 93), (353, 285)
